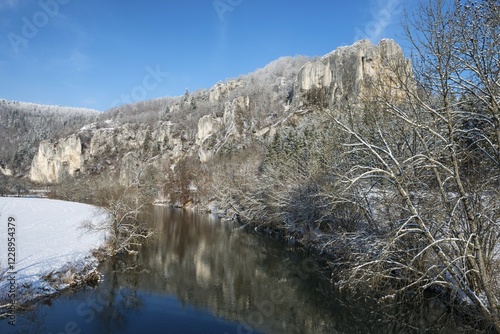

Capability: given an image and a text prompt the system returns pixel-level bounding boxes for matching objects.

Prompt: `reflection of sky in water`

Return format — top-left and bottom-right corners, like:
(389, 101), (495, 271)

(1, 207), (465, 334)
(5, 289), (250, 334)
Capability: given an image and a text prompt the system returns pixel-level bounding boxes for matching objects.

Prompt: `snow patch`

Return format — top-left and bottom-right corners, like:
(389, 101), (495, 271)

(0, 198), (109, 300)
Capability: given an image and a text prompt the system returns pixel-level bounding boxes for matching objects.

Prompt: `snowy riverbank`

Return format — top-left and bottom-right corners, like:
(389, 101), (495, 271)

(0, 197), (109, 303)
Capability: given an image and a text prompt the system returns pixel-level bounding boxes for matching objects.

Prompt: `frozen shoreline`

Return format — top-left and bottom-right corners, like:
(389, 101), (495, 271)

(0, 197), (109, 303)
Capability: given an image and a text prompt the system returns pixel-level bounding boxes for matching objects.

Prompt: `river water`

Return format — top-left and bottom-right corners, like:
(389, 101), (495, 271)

(1, 206), (467, 333)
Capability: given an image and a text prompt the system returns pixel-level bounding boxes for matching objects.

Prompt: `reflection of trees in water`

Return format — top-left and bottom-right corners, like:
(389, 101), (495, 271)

(93, 256), (145, 333)
(108, 207), (465, 334)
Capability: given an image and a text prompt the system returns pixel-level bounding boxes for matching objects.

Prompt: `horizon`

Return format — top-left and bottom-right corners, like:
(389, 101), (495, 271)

(0, 0), (408, 111)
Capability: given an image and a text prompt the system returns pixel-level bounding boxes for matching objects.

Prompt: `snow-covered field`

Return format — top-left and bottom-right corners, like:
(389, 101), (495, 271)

(0, 197), (109, 300)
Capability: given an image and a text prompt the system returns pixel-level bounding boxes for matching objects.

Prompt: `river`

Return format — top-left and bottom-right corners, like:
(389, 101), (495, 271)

(0, 206), (467, 333)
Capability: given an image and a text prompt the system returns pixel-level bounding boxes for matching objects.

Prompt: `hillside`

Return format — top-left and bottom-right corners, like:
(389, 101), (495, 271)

(25, 39), (403, 190)
(0, 100), (99, 177)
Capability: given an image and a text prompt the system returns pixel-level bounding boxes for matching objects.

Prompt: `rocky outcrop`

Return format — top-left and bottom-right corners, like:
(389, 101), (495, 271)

(30, 135), (83, 183)
(295, 39), (409, 109)
(208, 80), (243, 103)
(195, 95), (252, 162)
(223, 96), (250, 138)
(89, 124), (150, 157)
(196, 116), (222, 145)
(29, 121), (186, 184)
(196, 115), (222, 162)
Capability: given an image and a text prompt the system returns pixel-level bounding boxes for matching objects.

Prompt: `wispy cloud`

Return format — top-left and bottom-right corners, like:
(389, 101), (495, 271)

(354, 0), (403, 42)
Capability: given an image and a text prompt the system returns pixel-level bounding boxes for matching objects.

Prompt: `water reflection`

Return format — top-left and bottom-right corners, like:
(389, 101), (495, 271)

(115, 207), (463, 334)
(138, 207), (337, 334)
(1, 207), (469, 334)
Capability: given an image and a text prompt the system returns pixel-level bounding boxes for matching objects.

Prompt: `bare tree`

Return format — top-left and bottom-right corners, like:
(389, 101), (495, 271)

(328, 0), (500, 331)
(452, 0), (500, 162)
(82, 170), (154, 256)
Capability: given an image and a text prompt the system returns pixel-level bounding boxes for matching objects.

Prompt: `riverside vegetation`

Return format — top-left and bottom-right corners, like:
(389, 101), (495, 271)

(1, 0), (499, 331)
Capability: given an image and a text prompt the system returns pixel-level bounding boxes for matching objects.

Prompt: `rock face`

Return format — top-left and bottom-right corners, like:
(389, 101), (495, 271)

(195, 95), (251, 162)
(295, 39), (409, 109)
(223, 95), (250, 138)
(196, 115), (222, 162)
(30, 135), (83, 183)
(196, 115), (222, 145)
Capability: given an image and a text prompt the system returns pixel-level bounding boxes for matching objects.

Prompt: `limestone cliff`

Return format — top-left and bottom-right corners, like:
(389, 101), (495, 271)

(28, 121), (180, 184)
(30, 135), (83, 183)
(295, 39), (409, 109)
(28, 39), (410, 193)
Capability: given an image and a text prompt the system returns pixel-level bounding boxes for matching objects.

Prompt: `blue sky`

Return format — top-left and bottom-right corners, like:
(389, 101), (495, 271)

(0, 0), (407, 111)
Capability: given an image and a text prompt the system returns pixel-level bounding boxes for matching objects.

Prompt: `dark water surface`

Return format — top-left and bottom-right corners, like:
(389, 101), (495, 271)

(1, 207), (467, 333)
